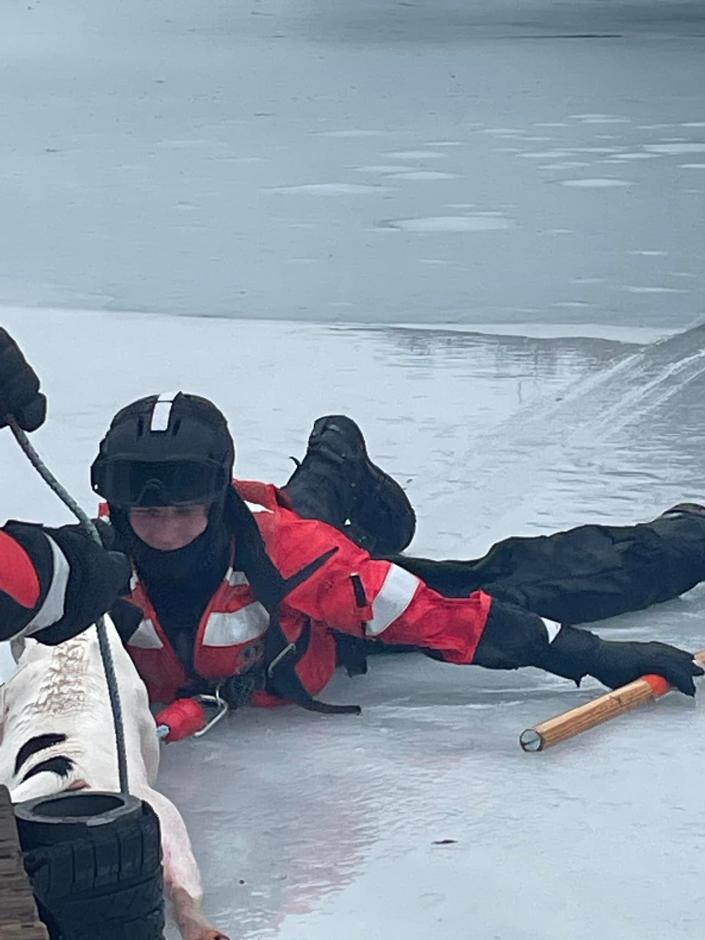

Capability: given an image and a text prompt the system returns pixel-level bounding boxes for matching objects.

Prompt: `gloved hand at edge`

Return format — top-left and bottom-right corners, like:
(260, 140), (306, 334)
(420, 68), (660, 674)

(1, 521), (130, 645)
(533, 623), (703, 696)
(0, 328), (47, 432)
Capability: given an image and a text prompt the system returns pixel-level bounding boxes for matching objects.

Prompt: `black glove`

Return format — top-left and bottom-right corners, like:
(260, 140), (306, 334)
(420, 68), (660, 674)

(0, 328), (47, 432)
(3, 521), (131, 645)
(532, 624), (703, 697)
(590, 639), (704, 696)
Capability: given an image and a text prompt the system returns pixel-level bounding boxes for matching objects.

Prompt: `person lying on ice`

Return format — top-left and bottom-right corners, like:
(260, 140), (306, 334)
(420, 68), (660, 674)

(87, 391), (703, 712)
(0, 327), (129, 644)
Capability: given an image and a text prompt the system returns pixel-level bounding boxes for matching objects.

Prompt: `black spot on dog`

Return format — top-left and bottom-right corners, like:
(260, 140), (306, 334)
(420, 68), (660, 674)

(15, 733), (67, 775)
(22, 755), (74, 783)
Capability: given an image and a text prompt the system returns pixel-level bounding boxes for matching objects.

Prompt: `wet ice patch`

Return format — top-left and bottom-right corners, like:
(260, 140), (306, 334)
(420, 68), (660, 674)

(681, 122), (705, 128)
(610, 153), (659, 160)
(629, 250), (668, 256)
(569, 147), (625, 154)
(157, 139), (213, 149)
(352, 165), (411, 173)
(382, 150), (445, 160)
(538, 161), (590, 170)
(264, 183), (392, 194)
(379, 215), (514, 233)
(568, 113), (631, 124)
(622, 286), (688, 294)
(385, 170), (458, 180)
(317, 129), (389, 138)
(425, 141), (463, 147)
(559, 178), (633, 188)
(679, 163), (705, 169)
(519, 150), (573, 159)
(645, 143), (705, 154)
(478, 128), (523, 135)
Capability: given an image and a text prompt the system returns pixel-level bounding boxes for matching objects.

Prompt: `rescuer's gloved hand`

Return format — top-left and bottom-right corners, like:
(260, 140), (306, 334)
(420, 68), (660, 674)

(590, 639), (703, 696)
(3, 521), (131, 645)
(0, 328), (47, 432)
(527, 623), (703, 697)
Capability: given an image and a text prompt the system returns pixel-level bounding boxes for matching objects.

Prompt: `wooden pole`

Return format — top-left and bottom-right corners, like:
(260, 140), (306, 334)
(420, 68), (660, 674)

(519, 649), (705, 752)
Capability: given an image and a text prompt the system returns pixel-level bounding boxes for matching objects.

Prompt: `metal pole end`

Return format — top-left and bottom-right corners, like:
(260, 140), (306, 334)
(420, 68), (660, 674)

(519, 728), (544, 752)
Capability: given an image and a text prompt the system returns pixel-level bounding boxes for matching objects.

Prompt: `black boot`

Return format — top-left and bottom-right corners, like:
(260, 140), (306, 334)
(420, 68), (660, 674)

(661, 502), (705, 517)
(283, 415), (416, 554)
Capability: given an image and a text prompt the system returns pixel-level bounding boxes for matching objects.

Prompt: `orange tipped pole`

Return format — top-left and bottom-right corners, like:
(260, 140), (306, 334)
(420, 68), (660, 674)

(519, 649), (705, 752)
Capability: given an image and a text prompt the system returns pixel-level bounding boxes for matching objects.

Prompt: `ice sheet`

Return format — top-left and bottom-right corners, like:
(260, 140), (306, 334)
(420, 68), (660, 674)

(1, 308), (704, 939)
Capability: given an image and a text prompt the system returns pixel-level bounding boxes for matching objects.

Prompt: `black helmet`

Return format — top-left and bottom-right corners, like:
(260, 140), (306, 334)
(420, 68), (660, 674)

(91, 392), (235, 507)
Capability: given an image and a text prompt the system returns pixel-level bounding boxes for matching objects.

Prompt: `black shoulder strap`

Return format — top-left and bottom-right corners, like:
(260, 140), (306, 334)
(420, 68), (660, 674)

(264, 548), (361, 715)
(225, 486), (361, 714)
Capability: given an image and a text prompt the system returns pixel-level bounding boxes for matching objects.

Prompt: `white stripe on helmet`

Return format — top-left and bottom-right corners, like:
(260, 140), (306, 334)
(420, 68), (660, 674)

(150, 391), (180, 432)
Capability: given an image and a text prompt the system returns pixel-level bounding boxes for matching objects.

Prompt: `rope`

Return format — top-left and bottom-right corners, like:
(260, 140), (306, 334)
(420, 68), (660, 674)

(8, 420), (129, 794)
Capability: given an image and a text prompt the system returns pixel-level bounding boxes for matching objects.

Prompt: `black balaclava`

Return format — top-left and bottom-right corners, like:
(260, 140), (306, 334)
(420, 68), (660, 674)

(110, 499), (231, 674)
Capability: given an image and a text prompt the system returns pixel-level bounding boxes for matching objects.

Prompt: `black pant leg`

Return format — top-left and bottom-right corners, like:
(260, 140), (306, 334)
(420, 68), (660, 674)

(393, 506), (705, 625)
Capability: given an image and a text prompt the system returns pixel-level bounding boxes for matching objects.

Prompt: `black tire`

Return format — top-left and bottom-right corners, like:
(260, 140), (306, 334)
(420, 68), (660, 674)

(34, 871), (164, 940)
(16, 793), (164, 940)
(15, 791), (144, 850)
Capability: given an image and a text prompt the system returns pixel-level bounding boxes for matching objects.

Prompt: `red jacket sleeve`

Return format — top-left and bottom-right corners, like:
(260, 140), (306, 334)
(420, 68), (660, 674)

(0, 527), (42, 640)
(258, 507), (492, 665)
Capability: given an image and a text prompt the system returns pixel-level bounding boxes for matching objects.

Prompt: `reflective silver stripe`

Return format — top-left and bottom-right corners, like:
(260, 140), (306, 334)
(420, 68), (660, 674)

(245, 500), (272, 515)
(365, 564), (421, 637)
(150, 391), (179, 432)
(225, 568), (249, 587)
(21, 535), (69, 637)
(542, 618), (562, 644)
(128, 618), (164, 650)
(203, 603), (269, 647)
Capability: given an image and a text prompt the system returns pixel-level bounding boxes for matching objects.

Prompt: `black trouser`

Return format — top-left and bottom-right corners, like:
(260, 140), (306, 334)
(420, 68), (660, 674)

(392, 507), (705, 625)
(282, 457), (705, 626)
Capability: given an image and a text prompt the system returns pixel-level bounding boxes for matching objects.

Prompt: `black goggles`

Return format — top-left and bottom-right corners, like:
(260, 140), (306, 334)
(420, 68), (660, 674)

(92, 459), (227, 507)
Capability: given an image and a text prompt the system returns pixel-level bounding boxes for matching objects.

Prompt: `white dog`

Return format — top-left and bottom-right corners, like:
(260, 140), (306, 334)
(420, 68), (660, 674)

(0, 618), (229, 940)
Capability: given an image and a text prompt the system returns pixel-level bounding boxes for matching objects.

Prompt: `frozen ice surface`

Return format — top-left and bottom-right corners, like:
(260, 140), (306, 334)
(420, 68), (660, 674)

(1, 308), (705, 939)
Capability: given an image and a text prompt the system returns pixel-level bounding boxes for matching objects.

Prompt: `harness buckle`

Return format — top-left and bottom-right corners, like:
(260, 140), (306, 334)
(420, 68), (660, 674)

(193, 684), (230, 737)
(267, 642), (297, 678)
